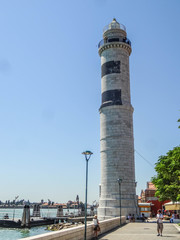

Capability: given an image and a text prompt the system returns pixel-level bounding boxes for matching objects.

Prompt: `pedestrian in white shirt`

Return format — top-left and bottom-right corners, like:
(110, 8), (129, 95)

(93, 215), (100, 239)
(156, 209), (163, 236)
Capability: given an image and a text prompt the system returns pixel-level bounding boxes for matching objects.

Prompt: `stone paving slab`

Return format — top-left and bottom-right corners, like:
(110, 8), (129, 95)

(98, 222), (180, 240)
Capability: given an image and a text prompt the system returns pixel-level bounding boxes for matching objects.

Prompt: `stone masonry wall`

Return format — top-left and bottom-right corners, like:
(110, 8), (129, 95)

(20, 217), (125, 240)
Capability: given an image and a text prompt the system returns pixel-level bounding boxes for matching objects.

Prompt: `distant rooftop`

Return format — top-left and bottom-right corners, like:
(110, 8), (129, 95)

(147, 182), (156, 190)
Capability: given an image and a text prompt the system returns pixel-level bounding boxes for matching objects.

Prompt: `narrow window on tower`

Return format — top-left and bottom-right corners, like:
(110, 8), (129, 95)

(101, 61), (120, 77)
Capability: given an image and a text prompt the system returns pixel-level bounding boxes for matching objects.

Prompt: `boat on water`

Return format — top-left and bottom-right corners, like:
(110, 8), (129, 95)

(3, 214), (9, 219)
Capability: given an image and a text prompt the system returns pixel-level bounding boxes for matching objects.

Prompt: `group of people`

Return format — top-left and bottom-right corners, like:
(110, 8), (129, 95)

(128, 213), (135, 222)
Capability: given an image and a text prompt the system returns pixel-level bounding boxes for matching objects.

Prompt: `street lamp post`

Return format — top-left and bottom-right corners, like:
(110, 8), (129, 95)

(82, 150), (93, 240)
(134, 182), (138, 216)
(117, 179), (122, 226)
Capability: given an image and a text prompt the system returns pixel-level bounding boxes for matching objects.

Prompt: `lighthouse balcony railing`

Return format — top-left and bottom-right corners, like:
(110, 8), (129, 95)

(103, 23), (126, 33)
(98, 37), (131, 49)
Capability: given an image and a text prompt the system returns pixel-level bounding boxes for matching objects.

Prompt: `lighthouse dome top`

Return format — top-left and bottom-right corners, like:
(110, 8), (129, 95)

(103, 18), (126, 33)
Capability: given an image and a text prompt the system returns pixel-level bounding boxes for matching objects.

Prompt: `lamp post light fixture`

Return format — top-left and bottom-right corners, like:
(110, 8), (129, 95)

(117, 179), (122, 226)
(82, 150), (93, 240)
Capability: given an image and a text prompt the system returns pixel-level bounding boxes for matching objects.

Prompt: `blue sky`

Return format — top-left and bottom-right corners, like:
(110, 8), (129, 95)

(0, 0), (179, 204)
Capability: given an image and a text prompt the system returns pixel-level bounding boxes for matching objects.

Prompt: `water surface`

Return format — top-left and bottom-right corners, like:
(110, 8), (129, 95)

(0, 208), (59, 240)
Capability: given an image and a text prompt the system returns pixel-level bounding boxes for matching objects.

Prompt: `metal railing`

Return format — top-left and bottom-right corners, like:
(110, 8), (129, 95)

(98, 37), (131, 48)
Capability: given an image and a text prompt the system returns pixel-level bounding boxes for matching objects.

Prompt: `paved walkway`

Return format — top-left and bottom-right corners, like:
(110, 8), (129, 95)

(98, 222), (180, 240)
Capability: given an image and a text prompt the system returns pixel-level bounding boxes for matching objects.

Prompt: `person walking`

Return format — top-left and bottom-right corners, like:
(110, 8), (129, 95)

(156, 209), (163, 236)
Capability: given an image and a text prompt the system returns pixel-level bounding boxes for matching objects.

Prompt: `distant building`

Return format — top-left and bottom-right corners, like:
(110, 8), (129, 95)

(139, 182), (170, 217)
(140, 190), (145, 202)
(145, 182), (157, 201)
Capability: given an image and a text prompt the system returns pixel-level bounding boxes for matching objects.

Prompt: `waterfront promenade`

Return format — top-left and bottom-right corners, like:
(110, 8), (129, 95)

(98, 222), (180, 240)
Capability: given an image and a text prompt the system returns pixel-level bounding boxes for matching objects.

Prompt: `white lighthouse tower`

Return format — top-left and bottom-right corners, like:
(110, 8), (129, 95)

(98, 19), (137, 220)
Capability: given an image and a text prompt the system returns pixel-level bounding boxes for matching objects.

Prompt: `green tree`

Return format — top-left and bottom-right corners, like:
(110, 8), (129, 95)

(152, 146), (180, 202)
(178, 118), (180, 128)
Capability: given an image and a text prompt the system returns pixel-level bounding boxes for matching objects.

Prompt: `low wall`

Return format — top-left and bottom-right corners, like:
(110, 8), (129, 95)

(21, 216), (126, 240)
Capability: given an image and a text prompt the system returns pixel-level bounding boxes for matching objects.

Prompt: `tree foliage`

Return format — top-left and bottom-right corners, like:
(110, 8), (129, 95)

(152, 146), (180, 202)
(178, 118), (180, 129)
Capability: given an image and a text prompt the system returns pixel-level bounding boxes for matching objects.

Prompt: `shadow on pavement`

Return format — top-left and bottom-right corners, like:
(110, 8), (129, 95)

(97, 223), (126, 239)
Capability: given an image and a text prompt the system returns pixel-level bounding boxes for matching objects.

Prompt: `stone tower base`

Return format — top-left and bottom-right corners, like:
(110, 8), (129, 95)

(98, 196), (138, 220)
